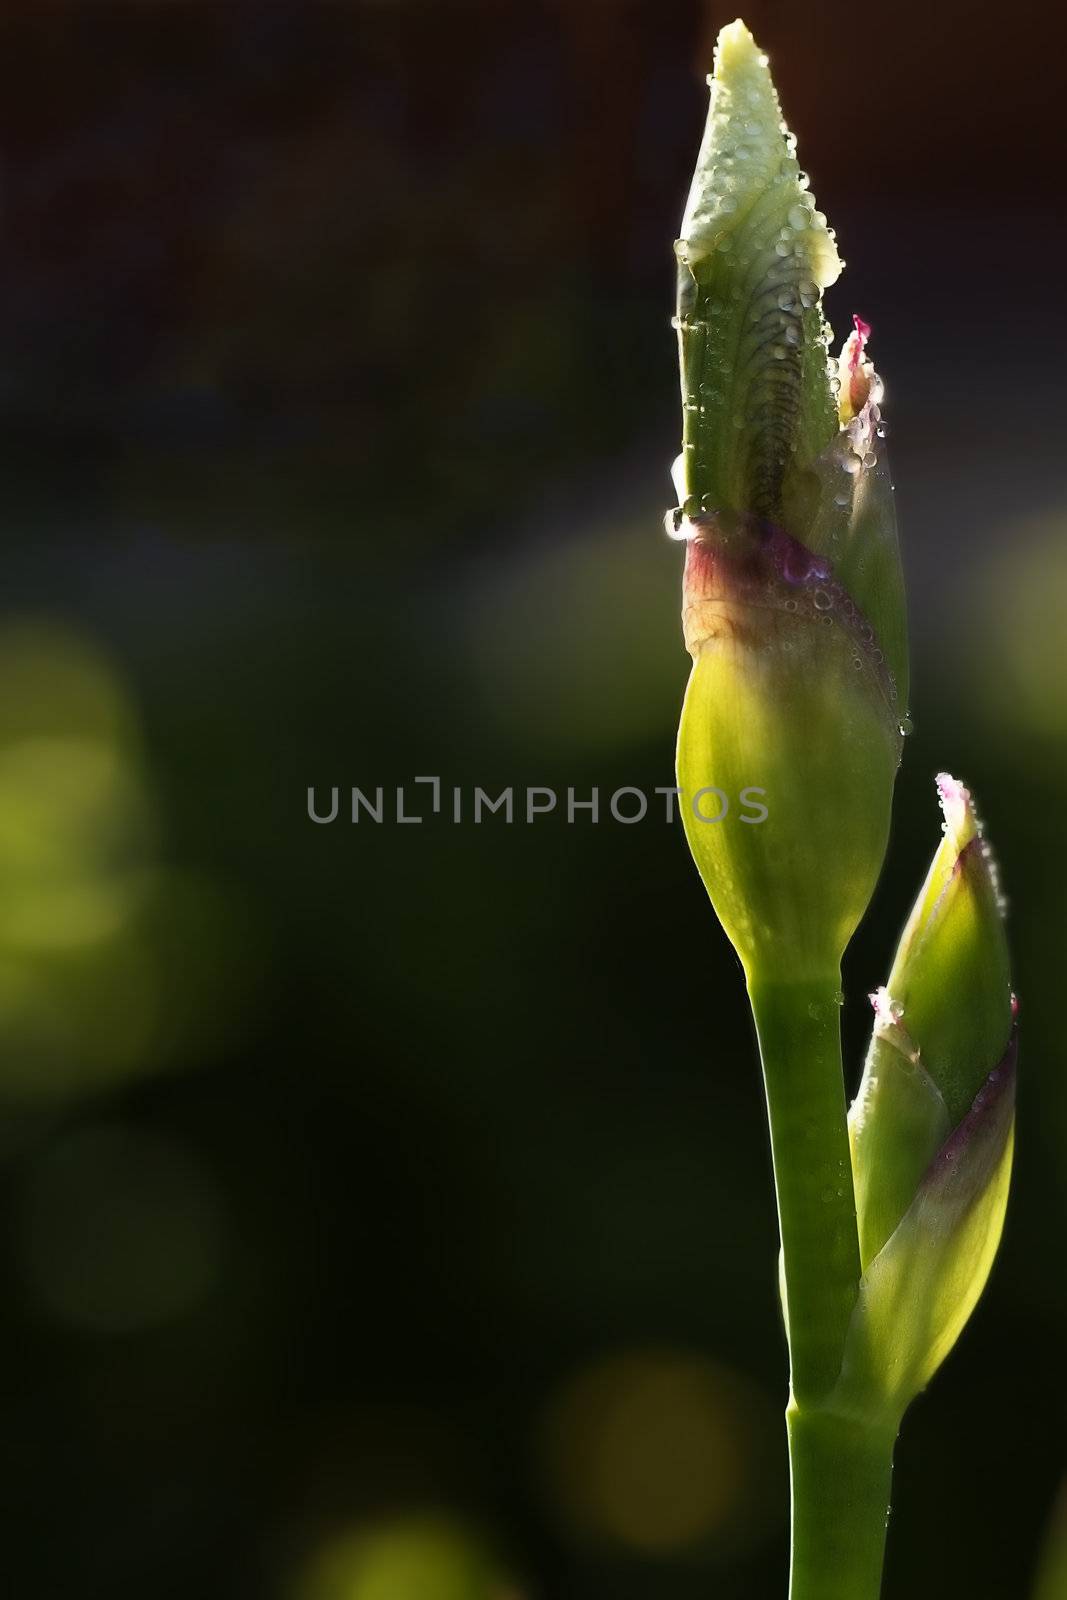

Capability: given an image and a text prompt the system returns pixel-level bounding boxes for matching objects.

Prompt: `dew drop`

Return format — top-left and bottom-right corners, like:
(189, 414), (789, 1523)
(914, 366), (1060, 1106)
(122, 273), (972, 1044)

(813, 588), (832, 611)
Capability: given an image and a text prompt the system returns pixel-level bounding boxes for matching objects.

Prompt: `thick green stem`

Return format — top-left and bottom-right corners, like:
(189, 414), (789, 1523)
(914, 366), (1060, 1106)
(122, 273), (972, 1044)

(787, 1408), (895, 1600)
(748, 974), (894, 1599)
(747, 973), (861, 1403)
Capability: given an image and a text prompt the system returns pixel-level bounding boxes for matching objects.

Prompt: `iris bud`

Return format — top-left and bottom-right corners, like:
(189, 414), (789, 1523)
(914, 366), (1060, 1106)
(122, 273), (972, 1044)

(672, 20), (907, 980)
(839, 776), (1016, 1422)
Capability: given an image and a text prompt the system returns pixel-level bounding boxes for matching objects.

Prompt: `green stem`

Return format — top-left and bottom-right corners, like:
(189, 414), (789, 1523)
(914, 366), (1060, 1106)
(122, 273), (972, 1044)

(747, 973), (861, 1403)
(748, 974), (894, 1599)
(787, 1407), (895, 1600)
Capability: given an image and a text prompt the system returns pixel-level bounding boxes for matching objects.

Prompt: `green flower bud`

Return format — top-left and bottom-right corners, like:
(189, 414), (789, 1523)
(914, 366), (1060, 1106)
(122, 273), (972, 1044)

(838, 775), (1016, 1423)
(672, 21), (908, 980)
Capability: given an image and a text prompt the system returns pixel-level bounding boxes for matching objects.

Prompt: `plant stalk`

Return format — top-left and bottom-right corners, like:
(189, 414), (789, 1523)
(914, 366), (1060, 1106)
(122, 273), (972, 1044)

(748, 973), (862, 1402)
(748, 974), (893, 1598)
(787, 1406), (895, 1600)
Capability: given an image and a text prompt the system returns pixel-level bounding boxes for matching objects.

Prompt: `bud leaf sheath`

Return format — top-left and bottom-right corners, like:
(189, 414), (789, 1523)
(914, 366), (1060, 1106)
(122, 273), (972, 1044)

(841, 777), (1016, 1422)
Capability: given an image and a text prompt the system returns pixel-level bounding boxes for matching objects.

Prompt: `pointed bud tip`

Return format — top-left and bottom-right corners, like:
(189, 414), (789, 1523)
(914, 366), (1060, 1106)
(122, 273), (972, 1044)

(714, 19), (766, 79)
(933, 772), (1008, 913)
(936, 771), (978, 849)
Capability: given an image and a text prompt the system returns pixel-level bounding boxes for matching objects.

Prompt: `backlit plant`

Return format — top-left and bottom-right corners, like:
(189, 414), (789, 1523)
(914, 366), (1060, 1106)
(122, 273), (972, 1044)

(668, 21), (1016, 1597)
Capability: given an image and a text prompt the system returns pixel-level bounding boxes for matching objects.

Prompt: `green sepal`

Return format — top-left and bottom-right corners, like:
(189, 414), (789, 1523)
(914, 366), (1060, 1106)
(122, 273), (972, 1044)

(849, 1036), (951, 1269)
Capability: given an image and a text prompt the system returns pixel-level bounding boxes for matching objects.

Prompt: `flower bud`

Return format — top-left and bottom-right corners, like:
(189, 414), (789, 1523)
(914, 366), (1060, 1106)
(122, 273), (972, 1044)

(839, 776), (1016, 1422)
(672, 21), (907, 979)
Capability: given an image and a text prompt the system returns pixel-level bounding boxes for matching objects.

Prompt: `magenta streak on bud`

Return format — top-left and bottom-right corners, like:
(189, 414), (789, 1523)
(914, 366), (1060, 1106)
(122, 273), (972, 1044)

(844, 313), (870, 409)
(868, 983), (921, 1066)
(680, 511), (900, 712)
(954, 833), (984, 876)
(919, 1028), (1017, 1203)
(869, 985), (900, 1029)
(845, 315), (873, 415)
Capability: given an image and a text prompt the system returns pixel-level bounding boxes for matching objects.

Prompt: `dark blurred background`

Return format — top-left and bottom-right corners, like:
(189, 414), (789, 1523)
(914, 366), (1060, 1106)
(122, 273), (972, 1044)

(0, 2), (1065, 1596)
